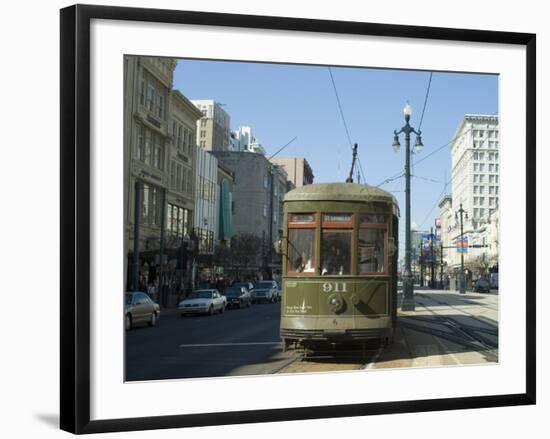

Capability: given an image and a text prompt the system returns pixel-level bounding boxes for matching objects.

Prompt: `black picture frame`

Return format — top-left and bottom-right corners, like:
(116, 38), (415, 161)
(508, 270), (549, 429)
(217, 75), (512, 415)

(60, 4), (536, 434)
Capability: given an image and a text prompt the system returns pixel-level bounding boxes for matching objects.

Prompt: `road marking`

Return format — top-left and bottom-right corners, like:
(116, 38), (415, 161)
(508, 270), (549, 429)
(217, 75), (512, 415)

(179, 342), (281, 348)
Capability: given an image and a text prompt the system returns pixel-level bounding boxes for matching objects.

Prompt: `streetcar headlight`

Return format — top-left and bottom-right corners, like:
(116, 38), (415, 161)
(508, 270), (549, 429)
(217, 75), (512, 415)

(328, 294), (344, 313)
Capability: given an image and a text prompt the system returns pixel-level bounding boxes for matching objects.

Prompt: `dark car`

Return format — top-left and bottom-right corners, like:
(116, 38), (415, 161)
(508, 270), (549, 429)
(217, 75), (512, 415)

(474, 277), (491, 293)
(232, 281), (254, 294)
(224, 286), (252, 309)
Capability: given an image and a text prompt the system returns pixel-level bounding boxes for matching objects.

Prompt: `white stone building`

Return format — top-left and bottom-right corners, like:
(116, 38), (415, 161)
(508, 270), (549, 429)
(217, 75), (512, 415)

(439, 114), (500, 283)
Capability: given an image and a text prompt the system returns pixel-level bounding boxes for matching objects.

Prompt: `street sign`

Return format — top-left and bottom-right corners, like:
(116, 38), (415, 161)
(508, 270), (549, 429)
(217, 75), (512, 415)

(456, 238), (468, 252)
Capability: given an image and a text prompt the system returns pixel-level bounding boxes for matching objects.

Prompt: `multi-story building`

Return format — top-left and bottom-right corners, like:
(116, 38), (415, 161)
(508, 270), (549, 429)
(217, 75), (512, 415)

(194, 146), (219, 255)
(269, 157), (314, 187)
(216, 163), (234, 246)
(191, 100), (231, 151)
(451, 114), (500, 222)
(230, 125), (266, 154)
(124, 55), (177, 293)
(440, 114), (500, 286)
(211, 151), (289, 273)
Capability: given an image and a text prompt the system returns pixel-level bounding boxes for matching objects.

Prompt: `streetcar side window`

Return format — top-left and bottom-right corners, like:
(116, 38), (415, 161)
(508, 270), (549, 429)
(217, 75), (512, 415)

(358, 229), (385, 273)
(358, 212), (387, 275)
(287, 228), (316, 274)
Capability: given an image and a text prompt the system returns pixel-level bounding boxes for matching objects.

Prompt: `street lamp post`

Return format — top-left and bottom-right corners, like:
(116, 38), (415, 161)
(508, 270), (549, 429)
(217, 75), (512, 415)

(456, 203), (468, 294)
(393, 102), (423, 311)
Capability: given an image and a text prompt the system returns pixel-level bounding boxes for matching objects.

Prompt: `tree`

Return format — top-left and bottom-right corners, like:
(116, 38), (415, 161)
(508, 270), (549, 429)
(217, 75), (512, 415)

(230, 233), (262, 269)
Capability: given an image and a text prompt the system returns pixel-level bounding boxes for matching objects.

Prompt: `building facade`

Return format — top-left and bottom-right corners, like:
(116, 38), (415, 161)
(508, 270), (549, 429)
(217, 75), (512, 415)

(191, 100), (231, 151)
(269, 157), (314, 187)
(450, 114), (500, 222)
(211, 151), (289, 271)
(124, 55), (177, 293)
(194, 146), (219, 255)
(440, 114), (500, 286)
(216, 163), (234, 246)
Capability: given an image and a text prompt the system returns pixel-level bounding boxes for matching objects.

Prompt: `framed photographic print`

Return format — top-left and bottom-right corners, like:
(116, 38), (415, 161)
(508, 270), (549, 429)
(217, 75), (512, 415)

(60, 4), (536, 434)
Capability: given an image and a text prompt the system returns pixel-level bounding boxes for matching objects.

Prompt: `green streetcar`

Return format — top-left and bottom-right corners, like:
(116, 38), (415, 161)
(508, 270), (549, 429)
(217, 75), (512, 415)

(275, 182), (400, 352)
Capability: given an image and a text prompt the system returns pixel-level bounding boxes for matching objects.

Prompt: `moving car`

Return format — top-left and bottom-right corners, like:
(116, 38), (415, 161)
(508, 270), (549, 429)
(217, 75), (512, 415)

(125, 291), (160, 330)
(178, 289), (227, 316)
(474, 277), (491, 293)
(224, 286), (252, 309)
(252, 280), (278, 303)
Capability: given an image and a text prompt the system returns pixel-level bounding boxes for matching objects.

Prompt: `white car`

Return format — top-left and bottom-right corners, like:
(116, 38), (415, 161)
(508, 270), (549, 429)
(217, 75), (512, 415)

(178, 289), (227, 316)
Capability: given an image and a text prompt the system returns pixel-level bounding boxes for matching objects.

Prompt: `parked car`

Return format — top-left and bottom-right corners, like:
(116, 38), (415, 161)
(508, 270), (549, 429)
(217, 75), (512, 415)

(178, 289), (226, 316)
(125, 291), (160, 330)
(474, 277), (491, 293)
(232, 281), (254, 294)
(224, 286), (252, 309)
(252, 280), (278, 303)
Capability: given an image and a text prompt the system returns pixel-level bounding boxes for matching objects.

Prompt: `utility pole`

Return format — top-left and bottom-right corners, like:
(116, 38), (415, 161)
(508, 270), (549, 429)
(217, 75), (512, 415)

(457, 203), (467, 294)
(440, 240), (444, 289)
(430, 226), (435, 289)
(132, 180), (141, 291)
(158, 188), (166, 305)
(420, 239), (424, 287)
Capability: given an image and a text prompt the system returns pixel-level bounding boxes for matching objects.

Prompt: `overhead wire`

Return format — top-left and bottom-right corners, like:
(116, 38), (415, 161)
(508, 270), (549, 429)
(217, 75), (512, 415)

(328, 67), (366, 182)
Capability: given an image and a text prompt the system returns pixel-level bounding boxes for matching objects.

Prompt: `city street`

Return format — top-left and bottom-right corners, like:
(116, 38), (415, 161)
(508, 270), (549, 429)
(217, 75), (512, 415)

(125, 301), (296, 381)
(126, 288), (498, 381)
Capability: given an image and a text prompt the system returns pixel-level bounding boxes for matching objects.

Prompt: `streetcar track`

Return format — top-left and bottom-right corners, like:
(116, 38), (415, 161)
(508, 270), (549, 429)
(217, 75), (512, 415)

(408, 293), (499, 352)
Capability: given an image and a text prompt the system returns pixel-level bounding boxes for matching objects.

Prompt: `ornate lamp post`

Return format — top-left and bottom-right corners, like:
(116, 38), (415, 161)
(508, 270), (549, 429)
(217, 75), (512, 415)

(393, 102), (423, 311)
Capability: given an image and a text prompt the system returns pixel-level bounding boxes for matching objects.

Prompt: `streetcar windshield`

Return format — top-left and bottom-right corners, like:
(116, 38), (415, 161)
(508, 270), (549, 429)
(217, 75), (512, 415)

(321, 229), (352, 275)
(287, 228), (315, 273)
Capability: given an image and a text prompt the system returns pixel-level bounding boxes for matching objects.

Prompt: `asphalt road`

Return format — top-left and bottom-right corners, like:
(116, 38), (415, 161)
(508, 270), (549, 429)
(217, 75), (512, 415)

(125, 300), (295, 381)
(126, 289), (498, 381)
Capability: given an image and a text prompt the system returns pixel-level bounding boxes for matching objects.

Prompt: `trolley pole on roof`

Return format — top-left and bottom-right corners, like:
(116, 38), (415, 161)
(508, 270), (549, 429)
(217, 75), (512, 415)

(392, 103), (424, 311)
(346, 143), (358, 183)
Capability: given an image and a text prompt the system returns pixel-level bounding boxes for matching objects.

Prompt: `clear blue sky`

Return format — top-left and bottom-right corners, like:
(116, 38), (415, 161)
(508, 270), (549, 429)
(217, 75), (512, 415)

(173, 59), (498, 254)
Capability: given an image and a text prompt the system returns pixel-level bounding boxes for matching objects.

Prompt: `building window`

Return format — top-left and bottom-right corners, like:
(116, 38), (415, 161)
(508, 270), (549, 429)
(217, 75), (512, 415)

(473, 163), (478, 172)
(473, 152), (479, 160)
(479, 197), (484, 205)
(200, 119), (207, 128)
(488, 130), (494, 138)
(479, 130), (484, 137)
(489, 186), (494, 195)
(200, 140), (206, 148)
(489, 164), (494, 172)
(489, 175), (495, 183)
(200, 130), (206, 138)
(489, 197), (494, 206)
(473, 186), (478, 194)
(170, 161), (176, 188)
(263, 204), (267, 217)
(139, 183), (161, 226)
(479, 163), (484, 172)
(474, 197), (478, 205)
(166, 204), (190, 238)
